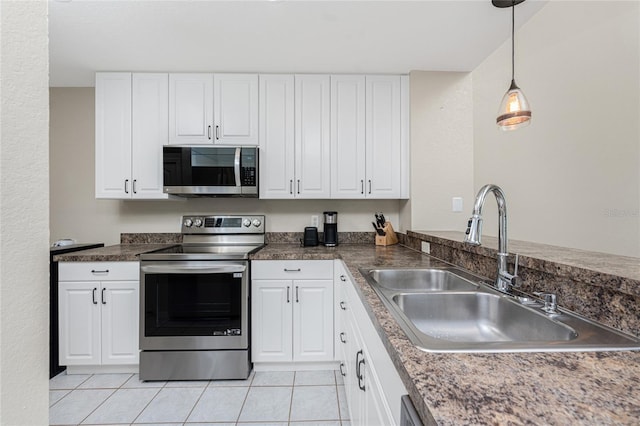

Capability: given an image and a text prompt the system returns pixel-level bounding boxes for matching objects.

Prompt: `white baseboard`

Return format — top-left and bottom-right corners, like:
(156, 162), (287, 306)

(65, 365), (138, 375)
(253, 361), (340, 372)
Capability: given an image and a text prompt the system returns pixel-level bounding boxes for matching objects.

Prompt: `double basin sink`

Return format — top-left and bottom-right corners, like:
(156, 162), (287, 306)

(359, 267), (640, 352)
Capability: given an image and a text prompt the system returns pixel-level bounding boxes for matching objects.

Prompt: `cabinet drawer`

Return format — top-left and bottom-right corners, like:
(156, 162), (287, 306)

(252, 260), (333, 280)
(59, 262), (139, 281)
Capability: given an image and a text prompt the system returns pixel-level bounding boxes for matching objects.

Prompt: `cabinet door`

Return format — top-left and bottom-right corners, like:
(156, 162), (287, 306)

(259, 75), (295, 199)
(295, 75), (331, 198)
(59, 282), (101, 365)
(95, 72), (132, 199)
(132, 73), (169, 199)
(168, 73), (213, 144)
(252, 280), (293, 362)
(365, 75), (402, 198)
(214, 74), (258, 145)
(101, 281), (139, 365)
(293, 280), (334, 362)
(362, 345), (395, 426)
(346, 315), (365, 426)
(331, 75), (366, 198)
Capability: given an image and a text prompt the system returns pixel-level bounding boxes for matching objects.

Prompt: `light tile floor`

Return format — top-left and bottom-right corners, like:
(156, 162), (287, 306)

(50, 370), (350, 426)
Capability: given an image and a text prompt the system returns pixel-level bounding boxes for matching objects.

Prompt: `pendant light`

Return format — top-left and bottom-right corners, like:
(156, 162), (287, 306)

(494, 0), (531, 131)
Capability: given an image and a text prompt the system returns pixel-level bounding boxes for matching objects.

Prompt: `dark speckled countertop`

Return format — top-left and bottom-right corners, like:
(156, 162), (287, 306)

(52, 243), (176, 262)
(253, 243), (640, 425)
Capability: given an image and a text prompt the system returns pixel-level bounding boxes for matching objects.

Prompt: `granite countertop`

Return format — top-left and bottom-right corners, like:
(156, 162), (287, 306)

(253, 243), (640, 425)
(52, 243), (176, 262)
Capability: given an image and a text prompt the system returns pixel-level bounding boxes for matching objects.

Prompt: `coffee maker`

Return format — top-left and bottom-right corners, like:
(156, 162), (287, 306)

(323, 211), (338, 246)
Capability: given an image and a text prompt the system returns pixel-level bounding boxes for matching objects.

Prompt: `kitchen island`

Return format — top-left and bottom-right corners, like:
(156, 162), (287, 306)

(56, 236), (640, 424)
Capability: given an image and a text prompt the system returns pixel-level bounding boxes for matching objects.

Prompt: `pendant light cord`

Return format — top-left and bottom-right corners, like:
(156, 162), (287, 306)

(511, 0), (515, 82)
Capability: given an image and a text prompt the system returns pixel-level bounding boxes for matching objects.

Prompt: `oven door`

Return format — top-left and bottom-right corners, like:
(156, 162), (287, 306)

(140, 260), (248, 351)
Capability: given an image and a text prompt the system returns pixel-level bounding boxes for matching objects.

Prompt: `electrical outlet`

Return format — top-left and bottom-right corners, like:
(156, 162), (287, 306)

(452, 197), (463, 212)
(421, 242), (431, 254)
(311, 215), (319, 228)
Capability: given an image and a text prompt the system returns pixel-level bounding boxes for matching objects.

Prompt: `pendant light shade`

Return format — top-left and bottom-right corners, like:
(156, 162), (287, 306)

(497, 79), (531, 130)
(494, 0), (531, 131)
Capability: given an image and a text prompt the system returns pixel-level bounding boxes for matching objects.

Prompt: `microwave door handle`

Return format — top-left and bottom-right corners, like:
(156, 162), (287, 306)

(140, 265), (247, 274)
(234, 147), (241, 187)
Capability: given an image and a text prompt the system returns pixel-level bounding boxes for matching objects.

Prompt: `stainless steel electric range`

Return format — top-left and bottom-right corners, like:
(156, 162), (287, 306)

(139, 214), (265, 381)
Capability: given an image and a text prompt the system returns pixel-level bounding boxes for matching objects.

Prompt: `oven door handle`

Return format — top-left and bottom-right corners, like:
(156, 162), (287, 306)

(140, 265), (246, 274)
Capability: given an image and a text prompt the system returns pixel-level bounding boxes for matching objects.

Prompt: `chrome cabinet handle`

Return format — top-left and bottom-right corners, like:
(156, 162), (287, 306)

(339, 362), (346, 377)
(287, 286), (290, 303)
(340, 301), (346, 311)
(289, 179), (293, 195)
(101, 288), (106, 305)
(368, 180), (372, 194)
(91, 269), (109, 274)
(340, 332), (346, 343)
(340, 275), (346, 282)
(360, 180), (364, 194)
(207, 125), (212, 140)
(295, 286), (299, 303)
(92, 288), (97, 305)
(215, 125), (220, 140)
(356, 350), (365, 391)
(124, 179), (129, 194)
(297, 180), (300, 194)
(132, 179), (137, 194)
(284, 268), (301, 272)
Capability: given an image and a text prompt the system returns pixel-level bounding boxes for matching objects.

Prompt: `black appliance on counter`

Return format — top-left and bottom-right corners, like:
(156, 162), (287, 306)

(50, 242), (104, 378)
(303, 227), (319, 246)
(323, 211), (338, 246)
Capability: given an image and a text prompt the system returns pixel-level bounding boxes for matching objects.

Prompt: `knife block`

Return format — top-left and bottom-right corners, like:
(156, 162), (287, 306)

(375, 222), (399, 246)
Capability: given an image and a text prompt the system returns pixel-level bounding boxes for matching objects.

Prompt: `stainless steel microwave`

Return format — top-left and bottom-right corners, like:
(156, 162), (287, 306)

(163, 146), (258, 197)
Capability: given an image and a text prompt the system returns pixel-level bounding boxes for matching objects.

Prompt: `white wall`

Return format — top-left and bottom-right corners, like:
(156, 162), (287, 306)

(50, 88), (401, 246)
(472, 1), (640, 257)
(0, 1), (50, 424)
(402, 71), (475, 232)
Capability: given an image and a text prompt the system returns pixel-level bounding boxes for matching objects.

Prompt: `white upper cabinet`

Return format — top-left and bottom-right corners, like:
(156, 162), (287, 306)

(259, 74), (296, 198)
(96, 72), (169, 200)
(331, 75), (409, 199)
(331, 75), (367, 198)
(365, 75), (402, 199)
(168, 73), (214, 144)
(169, 73), (258, 145)
(95, 72), (132, 199)
(131, 73), (169, 199)
(295, 75), (331, 198)
(214, 74), (259, 145)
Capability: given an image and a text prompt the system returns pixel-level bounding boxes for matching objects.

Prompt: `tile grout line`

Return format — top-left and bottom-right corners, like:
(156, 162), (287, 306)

(181, 383), (208, 424)
(123, 374), (168, 425)
(76, 373), (133, 425)
(233, 372), (254, 425)
(288, 371), (297, 425)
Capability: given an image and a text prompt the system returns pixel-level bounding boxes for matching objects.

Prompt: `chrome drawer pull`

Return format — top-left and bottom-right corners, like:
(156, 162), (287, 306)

(284, 268), (301, 272)
(91, 269), (109, 274)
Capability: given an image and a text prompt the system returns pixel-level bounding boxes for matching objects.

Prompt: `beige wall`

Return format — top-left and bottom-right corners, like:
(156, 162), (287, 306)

(0, 1), (50, 424)
(50, 88), (402, 246)
(402, 71), (475, 232)
(472, 1), (640, 257)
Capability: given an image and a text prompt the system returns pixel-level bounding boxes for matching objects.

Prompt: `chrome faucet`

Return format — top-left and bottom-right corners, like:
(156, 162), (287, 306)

(464, 184), (519, 293)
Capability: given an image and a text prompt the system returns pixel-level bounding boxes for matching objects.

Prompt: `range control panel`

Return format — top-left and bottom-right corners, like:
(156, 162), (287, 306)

(181, 215), (265, 234)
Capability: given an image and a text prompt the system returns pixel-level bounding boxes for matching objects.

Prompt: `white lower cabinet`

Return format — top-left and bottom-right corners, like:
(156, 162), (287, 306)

(335, 260), (407, 426)
(58, 262), (139, 370)
(252, 260), (334, 364)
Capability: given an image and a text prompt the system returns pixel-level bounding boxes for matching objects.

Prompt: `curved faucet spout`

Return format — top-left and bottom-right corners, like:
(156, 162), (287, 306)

(464, 184), (516, 293)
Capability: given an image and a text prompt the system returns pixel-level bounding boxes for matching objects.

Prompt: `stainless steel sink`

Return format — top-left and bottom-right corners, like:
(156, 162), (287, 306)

(367, 268), (478, 291)
(392, 292), (577, 342)
(359, 267), (640, 353)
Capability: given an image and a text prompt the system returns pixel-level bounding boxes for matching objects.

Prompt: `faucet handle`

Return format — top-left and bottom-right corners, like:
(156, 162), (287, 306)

(534, 292), (558, 314)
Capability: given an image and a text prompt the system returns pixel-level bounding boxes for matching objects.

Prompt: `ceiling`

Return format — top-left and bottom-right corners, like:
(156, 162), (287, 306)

(49, 0), (548, 87)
